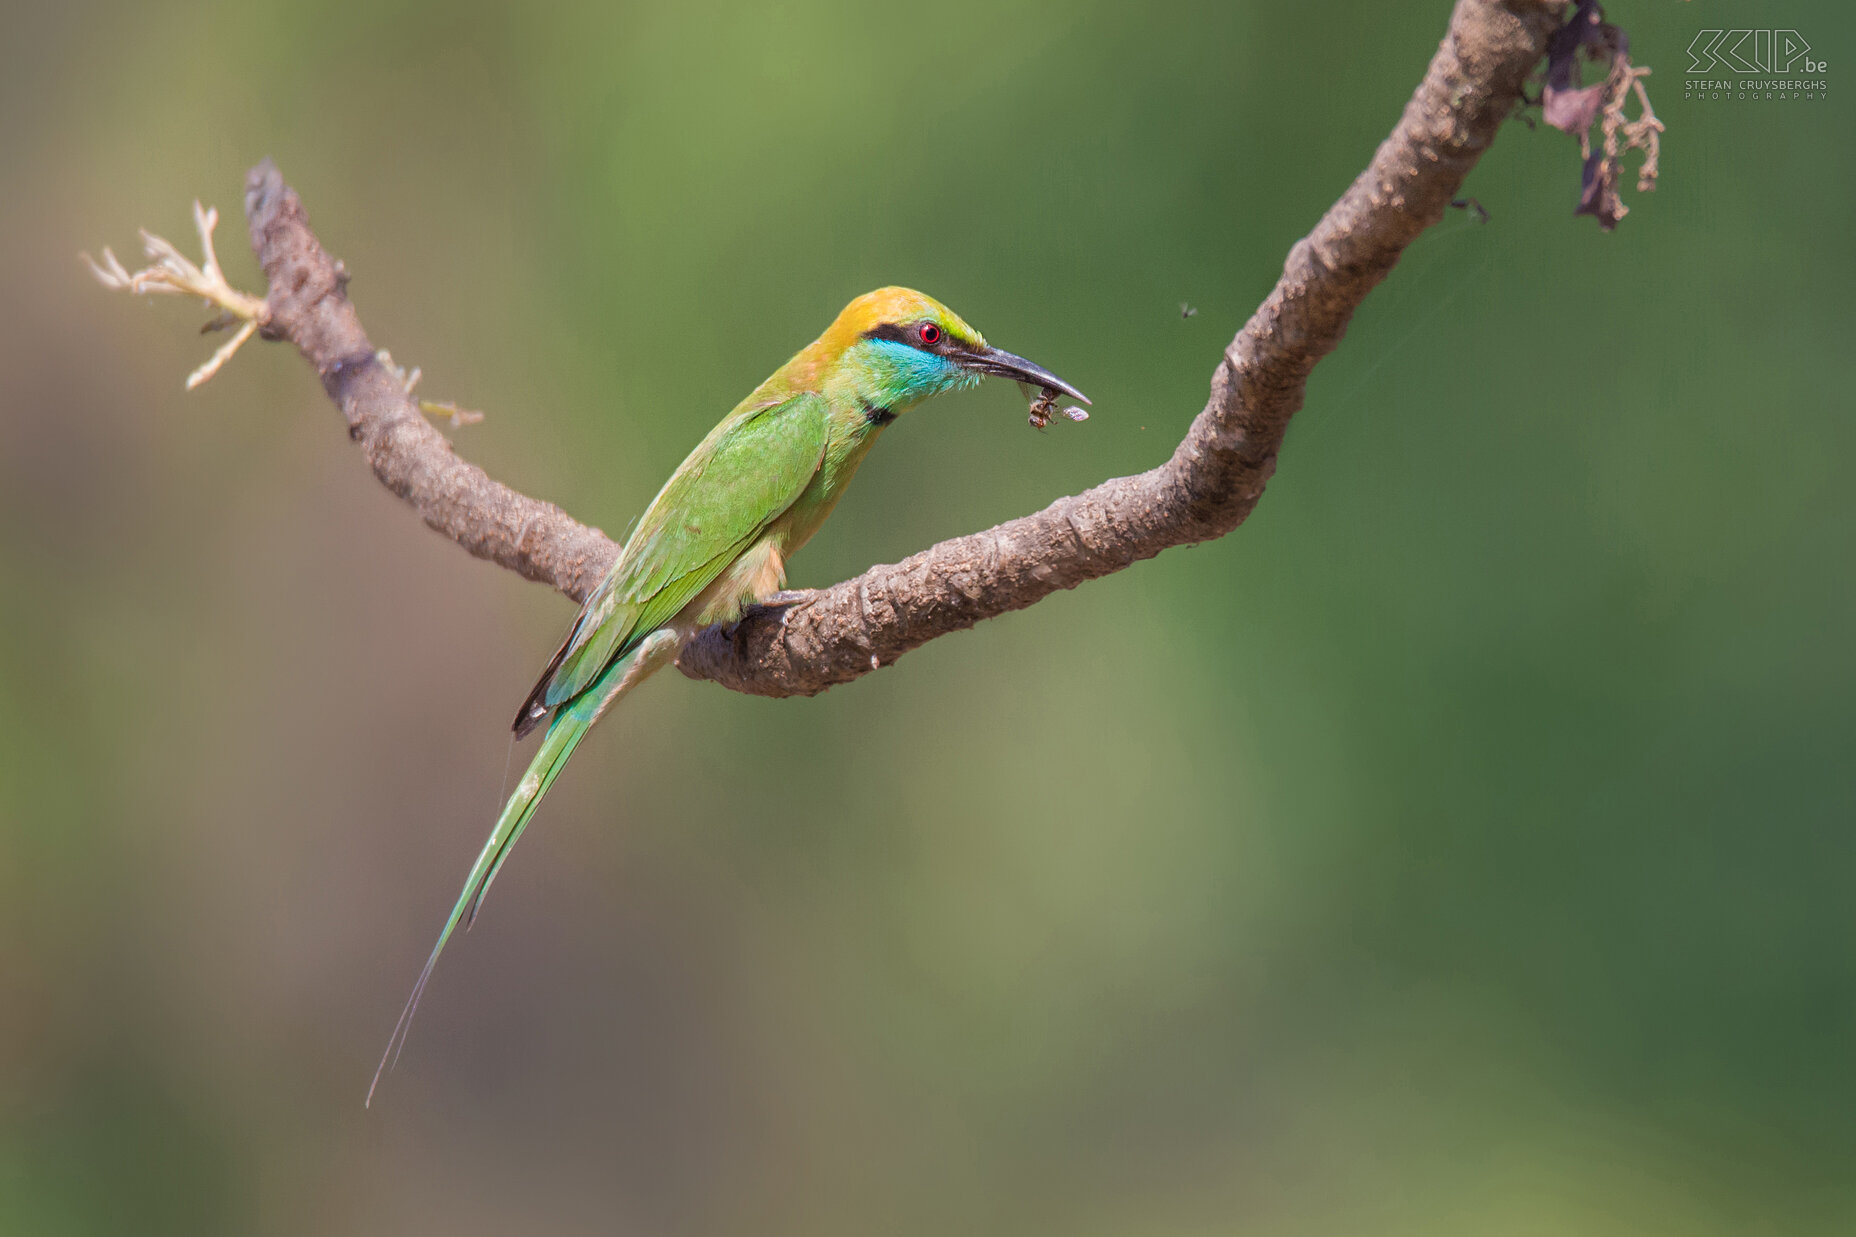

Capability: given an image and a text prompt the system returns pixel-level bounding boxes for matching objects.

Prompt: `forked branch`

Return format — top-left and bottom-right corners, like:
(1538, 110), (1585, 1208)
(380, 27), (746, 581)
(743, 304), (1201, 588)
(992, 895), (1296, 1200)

(98, 0), (1598, 697)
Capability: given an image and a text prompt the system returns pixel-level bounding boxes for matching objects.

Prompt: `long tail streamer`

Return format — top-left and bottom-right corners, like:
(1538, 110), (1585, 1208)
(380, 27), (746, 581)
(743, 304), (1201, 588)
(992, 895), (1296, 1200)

(363, 633), (680, 1106)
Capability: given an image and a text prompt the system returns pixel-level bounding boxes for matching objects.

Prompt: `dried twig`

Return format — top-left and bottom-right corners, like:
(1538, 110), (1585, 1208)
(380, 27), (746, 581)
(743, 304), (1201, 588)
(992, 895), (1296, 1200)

(377, 349), (487, 427)
(83, 201), (271, 388)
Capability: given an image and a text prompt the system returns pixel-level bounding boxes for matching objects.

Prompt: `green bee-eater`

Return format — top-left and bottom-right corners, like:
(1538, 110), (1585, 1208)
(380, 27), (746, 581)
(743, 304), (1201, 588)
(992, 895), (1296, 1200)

(370, 287), (1087, 1100)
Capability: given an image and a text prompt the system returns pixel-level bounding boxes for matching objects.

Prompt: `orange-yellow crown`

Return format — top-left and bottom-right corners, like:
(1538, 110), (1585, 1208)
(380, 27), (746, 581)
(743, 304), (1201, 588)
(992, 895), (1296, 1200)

(763, 288), (988, 396)
(818, 287), (983, 355)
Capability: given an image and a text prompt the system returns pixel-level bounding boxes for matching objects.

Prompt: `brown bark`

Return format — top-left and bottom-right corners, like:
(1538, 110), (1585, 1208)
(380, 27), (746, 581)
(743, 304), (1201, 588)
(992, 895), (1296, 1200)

(241, 0), (1571, 698)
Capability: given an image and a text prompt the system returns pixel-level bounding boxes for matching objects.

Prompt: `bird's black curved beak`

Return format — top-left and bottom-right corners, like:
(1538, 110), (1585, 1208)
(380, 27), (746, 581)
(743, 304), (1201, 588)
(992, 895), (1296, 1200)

(960, 344), (1090, 405)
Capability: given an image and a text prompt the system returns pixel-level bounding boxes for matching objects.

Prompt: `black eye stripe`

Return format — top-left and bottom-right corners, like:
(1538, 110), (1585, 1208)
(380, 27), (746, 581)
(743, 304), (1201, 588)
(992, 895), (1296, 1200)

(860, 321), (961, 354)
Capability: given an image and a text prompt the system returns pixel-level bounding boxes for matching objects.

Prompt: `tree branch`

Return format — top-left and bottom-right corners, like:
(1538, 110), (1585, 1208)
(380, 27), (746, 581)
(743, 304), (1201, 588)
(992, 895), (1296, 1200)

(234, 0), (1570, 698)
(242, 173), (621, 602)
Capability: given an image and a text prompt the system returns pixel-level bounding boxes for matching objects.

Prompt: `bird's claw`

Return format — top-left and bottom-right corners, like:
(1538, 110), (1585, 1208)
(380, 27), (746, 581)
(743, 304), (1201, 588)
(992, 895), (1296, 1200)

(752, 590), (816, 612)
(725, 591), (816, 657)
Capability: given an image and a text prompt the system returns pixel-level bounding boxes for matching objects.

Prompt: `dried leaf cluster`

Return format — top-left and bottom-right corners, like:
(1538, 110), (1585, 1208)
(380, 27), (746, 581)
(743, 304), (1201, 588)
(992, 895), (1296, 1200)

(1540, 0), (1663, 230)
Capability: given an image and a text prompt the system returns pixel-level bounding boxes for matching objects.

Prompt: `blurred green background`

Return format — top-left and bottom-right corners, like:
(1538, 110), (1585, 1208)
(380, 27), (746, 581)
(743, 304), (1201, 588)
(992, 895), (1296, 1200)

(2, 0), (1852, 1232)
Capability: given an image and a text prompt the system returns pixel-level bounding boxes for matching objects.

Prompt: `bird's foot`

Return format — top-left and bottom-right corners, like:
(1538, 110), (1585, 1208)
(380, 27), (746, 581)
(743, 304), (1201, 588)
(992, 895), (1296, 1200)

(726, 590), (817, 656)
(750, 589), (816, 614)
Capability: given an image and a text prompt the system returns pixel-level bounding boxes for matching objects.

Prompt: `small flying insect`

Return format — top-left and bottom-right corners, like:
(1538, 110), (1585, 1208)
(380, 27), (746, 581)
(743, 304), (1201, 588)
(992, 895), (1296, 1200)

(1180, 302), (1198, 319)
(1449, 197), (1490, 223)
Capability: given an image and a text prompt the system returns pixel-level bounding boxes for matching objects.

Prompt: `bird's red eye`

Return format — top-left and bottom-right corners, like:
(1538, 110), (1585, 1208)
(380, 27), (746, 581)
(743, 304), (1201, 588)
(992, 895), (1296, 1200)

(918, 322), (942, 346)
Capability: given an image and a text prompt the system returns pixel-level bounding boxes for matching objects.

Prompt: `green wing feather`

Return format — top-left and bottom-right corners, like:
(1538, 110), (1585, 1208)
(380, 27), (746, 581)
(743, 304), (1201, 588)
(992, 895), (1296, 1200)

(373, 393), (833, 1103)
(514, 392), (830, 732)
